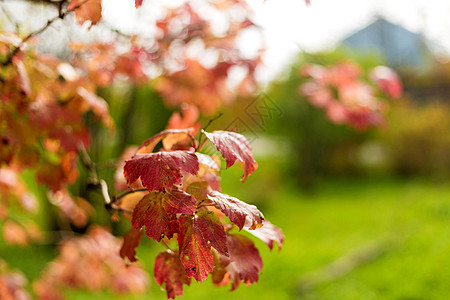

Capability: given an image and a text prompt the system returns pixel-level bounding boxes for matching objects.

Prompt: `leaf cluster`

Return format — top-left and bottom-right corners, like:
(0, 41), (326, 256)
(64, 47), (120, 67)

(116, 128), (284, 298)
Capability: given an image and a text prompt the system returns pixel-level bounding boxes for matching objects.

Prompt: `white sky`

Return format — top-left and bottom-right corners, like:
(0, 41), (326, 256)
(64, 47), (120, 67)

(2, 0), (449, 82)
(245, 0), (450, 81)
(100, 0), (450, 82)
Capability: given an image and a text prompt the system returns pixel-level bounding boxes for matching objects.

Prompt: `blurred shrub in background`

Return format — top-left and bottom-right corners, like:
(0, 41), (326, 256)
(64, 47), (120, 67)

(379, 99), (450, 178)
(265, 49), (383, 189)
(265, 48), (450, 189)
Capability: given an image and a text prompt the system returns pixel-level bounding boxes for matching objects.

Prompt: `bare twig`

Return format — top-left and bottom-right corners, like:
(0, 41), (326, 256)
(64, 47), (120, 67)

(113, 188), (148, 204)
(203, 113), (223, 132)
(78, 143), (97, 184)
(0, 1), (20, 31)
(1, 0), (87, 66)
(186, 132), (197, 149)
(100, 20), (135, 39)
(9, 0), (66, 7)
(197, 198), (207, 206)
(110, 204), (133, 214)
(77, 143), (117, 212)
(196, 113), (223, 151)
(196, 204), (214, 210)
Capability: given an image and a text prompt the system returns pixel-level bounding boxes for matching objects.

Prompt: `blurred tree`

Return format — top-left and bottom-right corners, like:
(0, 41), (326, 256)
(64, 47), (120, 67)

(378, 98), (450, 178)
(0, 1), (400, 298)
(0, 0), (283, 298)
(266, 49), (400, 189)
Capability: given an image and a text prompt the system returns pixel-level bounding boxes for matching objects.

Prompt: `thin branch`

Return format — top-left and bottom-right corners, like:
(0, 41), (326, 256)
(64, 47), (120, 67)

(196, 113), (223, 151)
(100, 20), (135, 39)
(57, 0), (66, 17)
(113, 188), (148, 204)
(9, 0), (66, 7)
(196, 198), (209, 207)
(196, 204), (214, 210)
(78, 143), (116, 212)
(186, 132), (197, 149)
(110, 204), (133, 214)
(78, 143), (97, 184)
(194, 199), (214, 212)
(1, 0), (87, 66)
(203, 113), (223, 132)
(0, 1), (20, 32)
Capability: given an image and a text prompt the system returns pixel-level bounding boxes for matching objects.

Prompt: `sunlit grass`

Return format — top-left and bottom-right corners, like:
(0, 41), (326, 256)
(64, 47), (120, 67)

(2, 172), (449, 299)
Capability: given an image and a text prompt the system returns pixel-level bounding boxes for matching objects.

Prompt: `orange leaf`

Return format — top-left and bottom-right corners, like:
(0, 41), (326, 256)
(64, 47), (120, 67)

(68, 0), (102, 28)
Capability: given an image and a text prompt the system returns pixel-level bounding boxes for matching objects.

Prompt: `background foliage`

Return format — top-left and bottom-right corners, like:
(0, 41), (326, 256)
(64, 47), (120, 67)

(1, 0), (449, 299)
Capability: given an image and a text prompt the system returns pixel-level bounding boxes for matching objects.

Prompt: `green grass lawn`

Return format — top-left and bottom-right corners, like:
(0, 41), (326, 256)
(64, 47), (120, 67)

(2, 175), (450, 299)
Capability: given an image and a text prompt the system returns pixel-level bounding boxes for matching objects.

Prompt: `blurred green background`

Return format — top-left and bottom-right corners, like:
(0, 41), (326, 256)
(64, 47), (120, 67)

(2, 164), (450, 299)
(2, 45), (450, 299)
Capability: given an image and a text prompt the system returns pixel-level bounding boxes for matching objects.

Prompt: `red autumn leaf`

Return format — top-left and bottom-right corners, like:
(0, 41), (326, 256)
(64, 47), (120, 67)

(68, 0), (102, 27)
(245, 220), (284, 251)
(114, 47), (148, 83)
(178, 211), (228, 282)
(196, 154), (222, 191)
(186, 181), (210, 202)
(119, 228), (143, 263)
(3, 220), (28, 246)
(206, 191), (264, 230)
(137, 128), (193, 154)
(135, 0), (144, 8)
(181, 165), (221, 195)
(131, 188), (196, 241)
(48, 125), (91, 153)
(154, 250), (191, 299)
(346, 107), (385, 131)
(195, 153), (220, 171)
(202, 130), (258, 182)
(299, 82), (334, 108)
(114, 190), (146, 213)
(36, 153), (80, 192)
(33, 226), (149, 298)
(370, 66), (403, 99)
(114, 146), (142, 191)
(180, 154), (221, 192)
(0, 264), (31, 300)
(326, 101), (348, 124)
(299, 61), (401, 131)
(166, 104), (201, 132)
(123, 151), (199, 192)
(226, 234), (263, 290)
(211, 248), (230, 287)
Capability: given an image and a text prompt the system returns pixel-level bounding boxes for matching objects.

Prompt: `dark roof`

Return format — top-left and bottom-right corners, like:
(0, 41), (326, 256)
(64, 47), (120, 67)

(342, 17), (435, 67)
